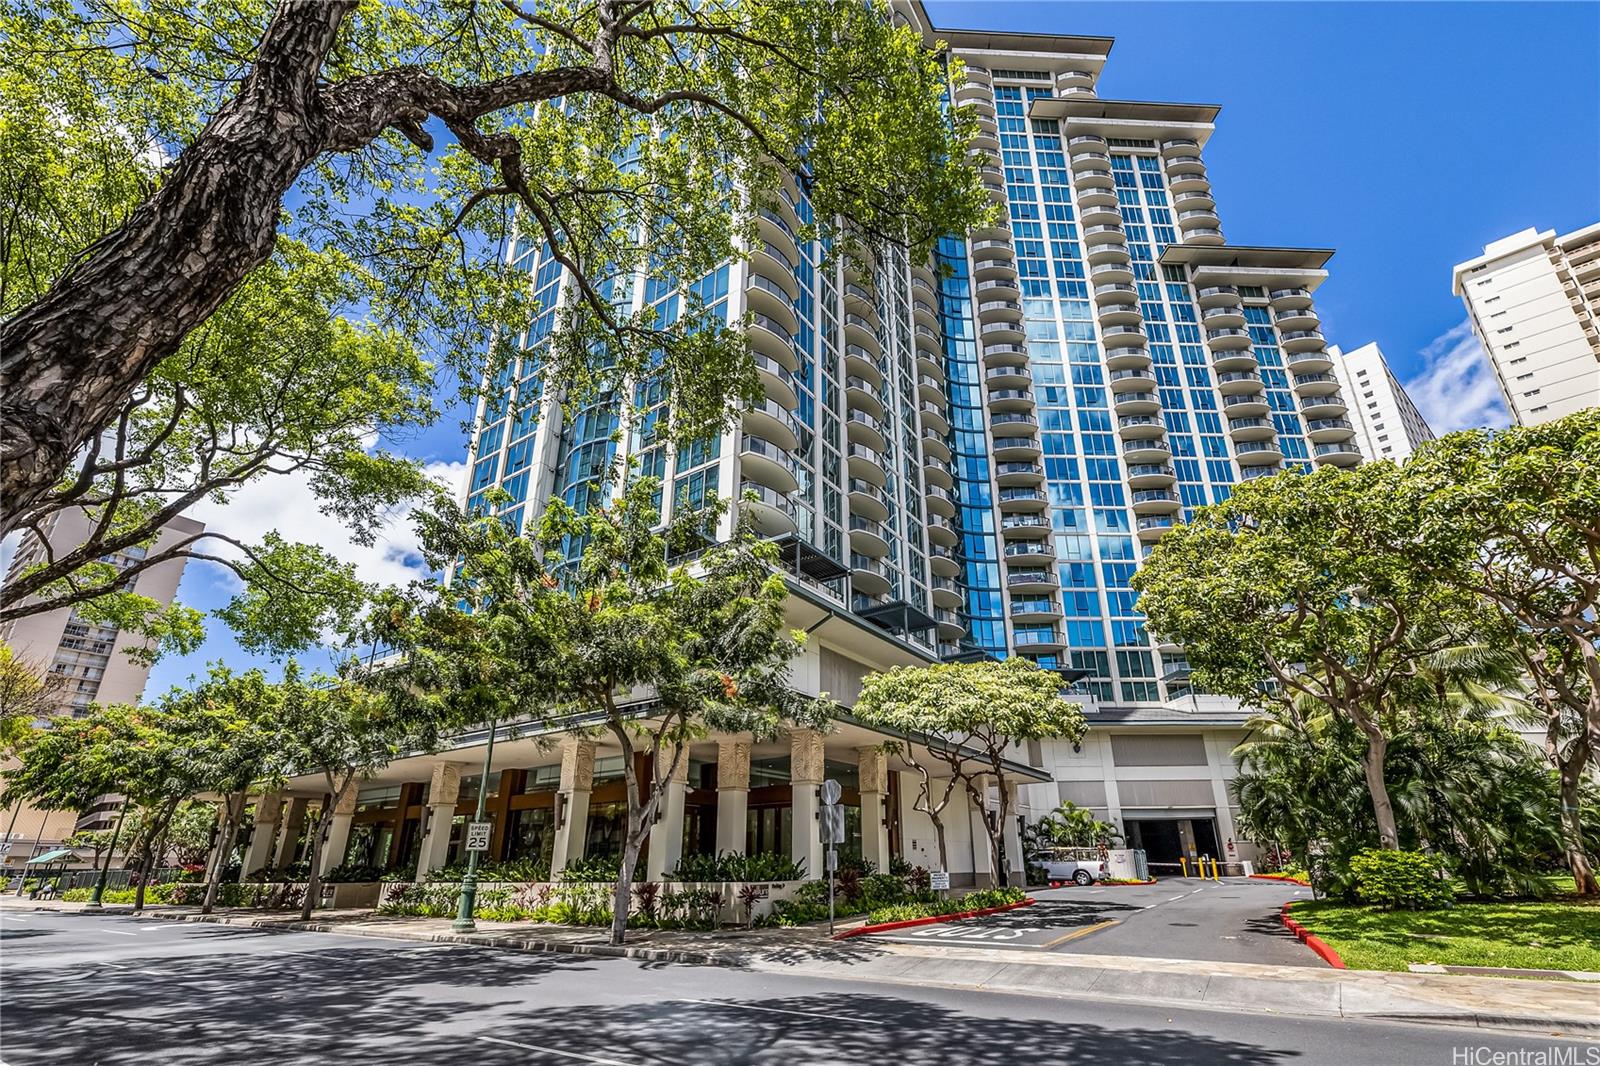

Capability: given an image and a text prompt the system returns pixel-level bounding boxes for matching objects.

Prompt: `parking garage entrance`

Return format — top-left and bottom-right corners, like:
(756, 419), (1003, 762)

(1125, 816), (1219, 876)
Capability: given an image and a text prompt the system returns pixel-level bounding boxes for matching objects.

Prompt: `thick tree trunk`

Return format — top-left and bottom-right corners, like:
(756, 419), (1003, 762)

(0, 1), (354, 532)
(300, 801), (332, 923)
(931, 815), (949, 887)
(202, 794), (244, 914)
(1359, 728), (1400, 850)
(132, 804), (177, 913)
(610, 822), (646, 947)
(1558, 738), (1598, 896)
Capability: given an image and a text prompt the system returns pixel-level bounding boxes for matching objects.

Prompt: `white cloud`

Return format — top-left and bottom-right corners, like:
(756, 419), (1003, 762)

(1402, 319), (1511, 434)
(183, 458), (468, 594)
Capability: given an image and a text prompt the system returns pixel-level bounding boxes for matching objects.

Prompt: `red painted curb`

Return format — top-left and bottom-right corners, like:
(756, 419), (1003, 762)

(1280, 901), (1346, 969)
(832, 897), (1035, 939)
(1251, 873), (1312, 886)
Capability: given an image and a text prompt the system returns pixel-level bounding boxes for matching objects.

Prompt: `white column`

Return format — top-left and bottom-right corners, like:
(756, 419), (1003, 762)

(239, 792), (282, 878)
(274, 798), (308, 872)
(646, 744), (689, 881)
(415, 763), (463, 881)
(549, 738), (595, 876)
(714, 738), (750, 856)
(857, 745), (890, 874)
(1208, 740), (1242, 873)
(789, 730), (824, 878)
(1003, 781), (1025, 885)
(318, 788), (359, 877)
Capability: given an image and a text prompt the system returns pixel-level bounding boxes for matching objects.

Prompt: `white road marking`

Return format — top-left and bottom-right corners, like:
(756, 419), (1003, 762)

(1167, 895), (1186, 902)
(100, 929), (139, 936)
(477, 1035), (638, 1065)
(685, 998), (886, 1026)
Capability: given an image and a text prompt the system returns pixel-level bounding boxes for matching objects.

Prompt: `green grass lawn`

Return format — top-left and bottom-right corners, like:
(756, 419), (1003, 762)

(1291, 895), (1600, 973)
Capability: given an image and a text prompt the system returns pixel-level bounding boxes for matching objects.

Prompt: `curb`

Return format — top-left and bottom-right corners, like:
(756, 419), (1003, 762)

(127, 908), (746, 967)
(1043, 878), (1157, 889)
(1280, 901), (1346, 969)
(1251, 873), (1312, 887)
(832, 897), (1035, 940)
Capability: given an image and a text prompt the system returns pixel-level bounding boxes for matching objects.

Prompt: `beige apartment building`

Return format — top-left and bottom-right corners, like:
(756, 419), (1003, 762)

(0, 509), (203, 866)
(1327, 342), (1435, 462)
(1453, 222), (1600, 426)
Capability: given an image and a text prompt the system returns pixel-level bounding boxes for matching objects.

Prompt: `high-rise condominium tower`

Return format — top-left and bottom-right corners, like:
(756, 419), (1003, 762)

(1328, 342), (1435, 462)
(1453, 222), (1600, 426)
(461, 4), (1361, 706)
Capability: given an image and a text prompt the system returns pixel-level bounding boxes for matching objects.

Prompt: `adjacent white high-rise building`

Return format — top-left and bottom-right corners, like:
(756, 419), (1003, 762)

(1328, 342), (1435, 461)
(1452, 222), (1600, 426)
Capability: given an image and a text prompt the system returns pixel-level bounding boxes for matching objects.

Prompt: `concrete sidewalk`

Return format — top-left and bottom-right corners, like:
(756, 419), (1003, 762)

(9, 898), (1596, 1038)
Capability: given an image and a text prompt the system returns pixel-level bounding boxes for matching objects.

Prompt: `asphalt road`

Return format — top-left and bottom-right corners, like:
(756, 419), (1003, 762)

(867, 877), (1315, 966)
(3, 909), (1594, 1066)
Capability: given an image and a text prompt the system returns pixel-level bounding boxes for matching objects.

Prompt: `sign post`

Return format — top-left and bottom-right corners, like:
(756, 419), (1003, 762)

(819, 778), (844, 934)
(453, 718), (500, 933)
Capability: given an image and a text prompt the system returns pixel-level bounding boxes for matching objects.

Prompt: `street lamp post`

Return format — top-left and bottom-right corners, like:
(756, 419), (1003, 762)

(87, 806), (129, 909)
(452, 719), (499, 934)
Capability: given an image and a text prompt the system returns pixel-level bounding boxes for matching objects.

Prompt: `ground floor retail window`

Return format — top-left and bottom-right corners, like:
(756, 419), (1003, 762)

(504, 807), (555, 865)
(746, 805), (792, 857)
(584, 801), (627, 860)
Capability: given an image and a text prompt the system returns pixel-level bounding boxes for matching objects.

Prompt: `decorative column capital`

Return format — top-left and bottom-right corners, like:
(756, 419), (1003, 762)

(560, 737), (596, 792)
(657, 742), (691, 784)
(716, 739), (751, 790)
(856, 746), (889, 794)
(428, 762), (463, 806)
(331, 786), (360, 817)
(251, 792), (284, 823)
(790, 729), (826, 786)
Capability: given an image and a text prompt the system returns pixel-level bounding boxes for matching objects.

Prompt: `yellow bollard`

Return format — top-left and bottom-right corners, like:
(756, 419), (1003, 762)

(1211, 857), (1221, 881)
(1179, 857), (1188, 878)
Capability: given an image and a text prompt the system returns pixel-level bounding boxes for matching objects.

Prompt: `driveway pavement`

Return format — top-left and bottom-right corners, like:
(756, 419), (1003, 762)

(864, 877), (1314, 966)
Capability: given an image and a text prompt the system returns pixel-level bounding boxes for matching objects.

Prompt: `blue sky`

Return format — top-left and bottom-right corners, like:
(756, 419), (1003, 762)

(136, 0), (1598, 692)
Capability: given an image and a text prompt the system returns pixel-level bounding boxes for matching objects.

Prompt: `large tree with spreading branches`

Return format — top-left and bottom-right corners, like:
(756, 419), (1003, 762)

(1, 0), (989, 532)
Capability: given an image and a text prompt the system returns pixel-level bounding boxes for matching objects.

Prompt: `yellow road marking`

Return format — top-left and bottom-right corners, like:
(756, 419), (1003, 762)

(1040, 918), (1119, 949)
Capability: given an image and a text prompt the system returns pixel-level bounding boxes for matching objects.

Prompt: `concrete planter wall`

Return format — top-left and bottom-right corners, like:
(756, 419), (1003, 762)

(376, 878), (807, 924)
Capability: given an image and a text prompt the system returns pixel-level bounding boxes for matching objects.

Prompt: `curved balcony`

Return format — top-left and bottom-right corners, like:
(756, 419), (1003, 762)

(1305, 417), (1356, 442)
(1011, 597), (1063, 623)
(1117, 415), (1166, 440)
(846, 442), (886, 486)
(1227, 416), (1276, 442)
(1093, 281), (1139, 305)
(745, 272), (800, 333)
(972, 256), (1015, 281)
(1126, 462), (1176, 489)
(1299, 393), (1348, 420)
(1131, 489), (1182, 515)
(1274, 306), (1321, 330)
(1080, 202), (1123, 228)
(983, 342), (1029, 367)
(752, 240), (796, 287)
(918, 375), (948, 406)
(931, 575), (963, 609)
(1089, 259), (1134, 284)
(993, 435), (1042, 461)
(1102, 324), (1149, 348)
(977, 297), (1023, 323)
(847, 476), (891, 524)
(1285, 349), (1334, 374)
(987, 387), (1034, 413)
(844, 281), (881, 319)
(1003, 540), (1055, 566)
(1221, 391), (1270, 418)
(1087, 241), (1131, 267)
(738, 480), (797, 538)
(995, 460), (1045, 487)
(1167, 171), (1211, 195)
(919, 400), (950, 435)
(1183, 227), (1225, 246)
(980, 321), (1025, 347)
(755, 210), (801, 265)
(743, 397), (801, 451)
(1075, 181), (1118, 208)
(969, 127), (1000, 152)
(1113, 390), (1160, 415)
(1289, 371), (1341, 396)
(1122, 437), (1172, 463)
(846, 408), (886, 451)
(935, 607), (967, 641)
(849, 515), (890, 558)
(850, 553), (892, 597)
(1280, 329), (1328, 353)
(1313, 441), (1363, 467)
(844, 344), (885, 388)
(1136, 515), (1177, 542)
(1056, 69), (1096, 91)
(922, 455), (955, 489)
(1240, 463), (1282, 481)
(911, 259), (938, 286)
(929, 543), (961, 578)
(976, 276), (1020, 300)
(740, 434), (800, 494)
(1109, 366), (1158, 392)
(911, 296), (938, 327)
(1161, 137), (1201, 156)
(1234, 439), (1285, 466)
(954, 81), (992, 104)
(1177, 209), (1223, 231)
(971, 237), (1014, 260)
(843, 317), (883, 358)
(1165, 154), (1206, 175)
(1006, 567), (1059, 593)
(1014, 627), (1066, 653)
(1105, 346), (1152, 372)
(921, 432), (953, 463)
(1201, 304), (1245, 330)
(746, 312), (798, 372)
(925, 483), (957, 518)
(1097, 302), (1142, 329)
(914, 323), (942, 353)
(1072, 167), (1115, 190)
(846, 375), (885, 418)
(1216, 369), (1264, 394)
(985, 363), (1032, 388)
(1269, 287), (1314, 310)
(916, 351), (944, 383)
(1070, 150), (1113, 172)
(1082, 223), (1127, 248)
(751, 351), (799, 410)
(1173, 189), (1215, 212)
(982, 180), (1007, 204)
(1196, 284), (1240, 308)
(998, 486), (1048, 511)
(1000, 514), (1051, 540)
(926, 513), (960, 547)
(1067, 134), (1108, 153)
(1205, 326), (1253, 350)
(991, 411), (1039, 434)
